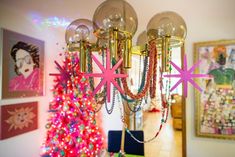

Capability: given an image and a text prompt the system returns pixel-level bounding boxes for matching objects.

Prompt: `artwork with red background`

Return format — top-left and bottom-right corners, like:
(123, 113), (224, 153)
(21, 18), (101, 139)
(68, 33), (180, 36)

(0, 102), (38, 140)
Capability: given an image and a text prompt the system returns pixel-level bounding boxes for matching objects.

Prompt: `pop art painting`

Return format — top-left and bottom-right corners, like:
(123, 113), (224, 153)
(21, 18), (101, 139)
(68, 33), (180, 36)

(1, 28), (44, 99)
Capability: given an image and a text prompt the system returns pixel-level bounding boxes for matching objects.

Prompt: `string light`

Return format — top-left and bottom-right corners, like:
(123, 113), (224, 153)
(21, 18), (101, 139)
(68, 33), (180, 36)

(41, 52), (104, 157)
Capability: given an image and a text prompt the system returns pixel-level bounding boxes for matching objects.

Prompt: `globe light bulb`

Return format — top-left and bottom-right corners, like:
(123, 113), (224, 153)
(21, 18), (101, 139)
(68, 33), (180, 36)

(75, 25), (90, 41)
(147, 11), (187, 47)
(158, 17), (175, 37)
(65, 19), (97, 44)
(93, 0), (138, 38)
(102, 9), (125, 29)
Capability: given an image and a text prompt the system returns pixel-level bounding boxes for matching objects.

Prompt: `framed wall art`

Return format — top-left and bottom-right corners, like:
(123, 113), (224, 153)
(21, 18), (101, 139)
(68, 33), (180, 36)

(0, 102), (38, 140)
(194, 39), (235, 140)
(0, 28), (44, 99)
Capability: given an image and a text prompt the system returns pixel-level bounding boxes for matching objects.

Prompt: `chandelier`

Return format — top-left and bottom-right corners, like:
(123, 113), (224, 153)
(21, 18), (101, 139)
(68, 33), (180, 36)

(64, 0), (187, 155)
(65, 0), (186, 72)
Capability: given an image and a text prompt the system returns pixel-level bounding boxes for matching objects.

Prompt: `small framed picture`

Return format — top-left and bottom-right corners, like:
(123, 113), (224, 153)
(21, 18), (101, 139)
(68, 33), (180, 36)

(194, 39), (235, 140)
(0, 102), (38, 140)
(0, 28), (44, 99)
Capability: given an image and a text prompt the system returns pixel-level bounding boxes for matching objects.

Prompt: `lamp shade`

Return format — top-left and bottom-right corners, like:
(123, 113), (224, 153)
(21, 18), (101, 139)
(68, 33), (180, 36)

(93, 0), (138, 38)
(65, 19), (97, 44)
(147, 11), (187, 47)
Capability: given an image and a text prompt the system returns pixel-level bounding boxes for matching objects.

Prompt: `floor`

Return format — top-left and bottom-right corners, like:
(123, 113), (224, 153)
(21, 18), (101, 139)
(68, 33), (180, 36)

(143, 112), (182, 157)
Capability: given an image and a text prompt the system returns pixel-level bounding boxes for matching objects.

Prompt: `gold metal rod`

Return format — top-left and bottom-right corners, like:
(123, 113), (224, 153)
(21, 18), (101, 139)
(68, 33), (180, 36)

(109, 28), (118, 59)
(131, 51), (147, 56)
(161, 36), (170, 72)
(79, 40), (86, 72)
(120, 124), (126, 156)
(161, 37), (166, 72)
(109, 30), (114, 58)
(114, 29), (118, 59)
(165, 37), (170, 72)
(124, 37), (132, 68)
(131, 45), (147, 56)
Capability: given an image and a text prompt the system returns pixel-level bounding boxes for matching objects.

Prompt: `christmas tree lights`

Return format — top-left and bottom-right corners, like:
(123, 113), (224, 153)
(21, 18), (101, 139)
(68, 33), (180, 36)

(41, 52), (104, 157)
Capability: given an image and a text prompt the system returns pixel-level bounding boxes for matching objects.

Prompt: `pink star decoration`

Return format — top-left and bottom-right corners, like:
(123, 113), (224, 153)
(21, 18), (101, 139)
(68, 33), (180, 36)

(49, 59), (79, 92)
(164, 54), (209, 97)
(50, 60), (71, 89)
(85, 49), (128, 102)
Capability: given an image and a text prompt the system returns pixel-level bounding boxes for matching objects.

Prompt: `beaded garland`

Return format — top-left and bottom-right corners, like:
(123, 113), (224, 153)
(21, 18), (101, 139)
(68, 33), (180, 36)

(84, 39), (173, 144)
(118, 41), (157, 100)
(114, 44), (172, 144)
(117, 65), (172, 143)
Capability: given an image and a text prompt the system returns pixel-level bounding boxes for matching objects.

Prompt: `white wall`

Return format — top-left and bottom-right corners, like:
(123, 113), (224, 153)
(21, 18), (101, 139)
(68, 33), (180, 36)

(0, 0), (235, 157)
(0, 1), (122, 156)
(0, 3), (64, 157)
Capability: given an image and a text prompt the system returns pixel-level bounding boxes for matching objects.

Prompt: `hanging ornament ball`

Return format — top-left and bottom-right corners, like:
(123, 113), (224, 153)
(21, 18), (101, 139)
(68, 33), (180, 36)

(80, 124), (85, 131)
(45, 123), (51, 129)
(81, 153), (86, 157)
(73, 112), (78, 117)
(75, 102), (80, 107)
(78, 93), (82, 99)
(77, 137), (82, 143)
(60, 150), (65, 156)
(63, 103), (69, 111)
(92, 103), (96, 109)
(82, 111), (88, 117)
(69, 139), (73, 145)
(89, 143), (94, 150)
(55, 147), (59, 152)
(89, 111), (94, 116)
(81, 77), (86, 83)
(59, 129), (64, 134)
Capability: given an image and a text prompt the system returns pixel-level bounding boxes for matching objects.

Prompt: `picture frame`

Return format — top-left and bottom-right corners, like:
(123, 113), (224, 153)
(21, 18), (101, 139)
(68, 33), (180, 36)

(0, 28), (44, 99)
(0, 102), (38, 140)
(194, 39), (235, 140)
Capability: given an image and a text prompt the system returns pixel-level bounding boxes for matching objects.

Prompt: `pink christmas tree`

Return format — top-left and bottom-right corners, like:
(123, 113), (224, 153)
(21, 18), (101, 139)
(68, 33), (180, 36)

(41, 52), (104, 157)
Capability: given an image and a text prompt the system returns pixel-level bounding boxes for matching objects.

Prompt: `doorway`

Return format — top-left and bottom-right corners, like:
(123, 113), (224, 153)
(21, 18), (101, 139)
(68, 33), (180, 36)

(127, 46), (186, 157)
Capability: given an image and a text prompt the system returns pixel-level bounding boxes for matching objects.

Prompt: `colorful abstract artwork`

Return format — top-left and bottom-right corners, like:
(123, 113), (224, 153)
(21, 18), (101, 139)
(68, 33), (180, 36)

(0, 102), (38, 140)
(194, 40), (235, 140)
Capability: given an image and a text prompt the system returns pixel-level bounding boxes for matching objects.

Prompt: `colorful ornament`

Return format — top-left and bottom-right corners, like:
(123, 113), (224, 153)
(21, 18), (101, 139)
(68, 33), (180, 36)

(49, 61), (72, 89)
(85, 49), (128, 102)
(89, 143), (94, 150)
(41, 52), (104, 157)
(77, 137), (82, 143)
(164, 54), (209, 97)
(45, 123), (51, 129)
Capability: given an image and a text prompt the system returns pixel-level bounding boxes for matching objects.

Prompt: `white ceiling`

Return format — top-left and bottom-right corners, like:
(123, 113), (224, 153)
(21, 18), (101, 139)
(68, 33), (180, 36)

(1, 0), (235, 43)
(0, 0), (191, 41)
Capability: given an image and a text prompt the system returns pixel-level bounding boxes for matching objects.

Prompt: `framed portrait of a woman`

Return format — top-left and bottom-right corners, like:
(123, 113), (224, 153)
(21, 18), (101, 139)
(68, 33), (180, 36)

(194, 39), (235, 140)
(0, 28), (44, 99)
